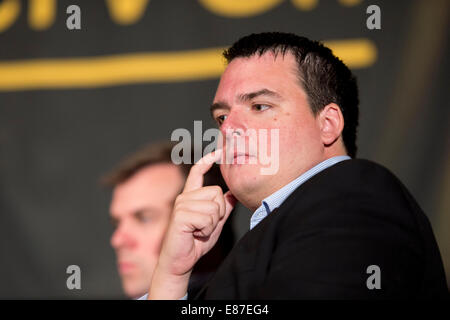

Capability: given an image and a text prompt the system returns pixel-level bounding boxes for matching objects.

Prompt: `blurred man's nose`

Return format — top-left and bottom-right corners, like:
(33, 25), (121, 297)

(110, 222), (136, 249)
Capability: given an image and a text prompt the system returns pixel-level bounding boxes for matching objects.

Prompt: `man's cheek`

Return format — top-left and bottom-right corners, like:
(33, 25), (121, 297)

(276, 130), (292, 152)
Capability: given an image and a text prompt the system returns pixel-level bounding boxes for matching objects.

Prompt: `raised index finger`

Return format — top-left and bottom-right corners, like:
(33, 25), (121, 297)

(183, 149), (223, 193)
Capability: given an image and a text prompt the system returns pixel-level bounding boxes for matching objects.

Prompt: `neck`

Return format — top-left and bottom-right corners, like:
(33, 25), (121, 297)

(324, 139), (348, 159)
(239, 152), (349, 212)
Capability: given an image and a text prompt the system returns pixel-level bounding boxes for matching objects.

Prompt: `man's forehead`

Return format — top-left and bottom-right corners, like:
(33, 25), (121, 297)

(215, 51), (299, 99)
(126, 163), (182, 185)
(109, 164), (183, 214)
(109, 188), (176, 218)
(220, 54), (298, 90)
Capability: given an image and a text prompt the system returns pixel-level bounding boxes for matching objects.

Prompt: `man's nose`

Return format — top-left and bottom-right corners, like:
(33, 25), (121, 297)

(220, 110), (247, 136)
(110, 223), (136, 249)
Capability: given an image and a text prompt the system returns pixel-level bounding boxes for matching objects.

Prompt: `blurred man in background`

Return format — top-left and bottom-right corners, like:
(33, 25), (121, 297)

(102, 141), (234, 299)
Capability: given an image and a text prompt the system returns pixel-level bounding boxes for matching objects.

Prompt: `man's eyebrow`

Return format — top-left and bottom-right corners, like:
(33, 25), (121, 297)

(237, 88), (283, 102)
(133, 207), (159, 217)
(210, 89), (283, 117)
(210, 101), (231, 116)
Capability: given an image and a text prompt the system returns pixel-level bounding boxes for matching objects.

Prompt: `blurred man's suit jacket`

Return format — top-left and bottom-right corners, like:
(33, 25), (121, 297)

(194, 159), (448, 299)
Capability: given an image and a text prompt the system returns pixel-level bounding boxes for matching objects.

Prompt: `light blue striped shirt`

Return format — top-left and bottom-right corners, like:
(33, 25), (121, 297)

(250, 156), (351, 230)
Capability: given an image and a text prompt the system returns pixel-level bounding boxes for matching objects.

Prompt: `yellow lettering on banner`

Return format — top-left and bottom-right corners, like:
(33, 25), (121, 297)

(0, 39), (377, 91)
(291, 0), (318, 11)
(338, 0), (362, 7)
(326, 38), (377, 69)
(0, 0), (20, 33)
(29, 0), (56, 30)
(106, 0), (150, 25)
(0, 47), (226, 91)
(198, 0), (283, 18)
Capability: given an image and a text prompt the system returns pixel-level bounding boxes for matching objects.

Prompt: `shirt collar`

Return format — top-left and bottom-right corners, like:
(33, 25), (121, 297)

(250, 155), (351, 230)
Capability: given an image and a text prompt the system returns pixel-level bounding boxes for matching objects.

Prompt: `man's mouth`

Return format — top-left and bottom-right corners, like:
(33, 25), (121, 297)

(233, 152), (248, 158)
(232, 152), (255, 163)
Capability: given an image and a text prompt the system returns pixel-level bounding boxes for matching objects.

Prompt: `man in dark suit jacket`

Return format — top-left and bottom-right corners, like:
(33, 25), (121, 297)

(146, 32), (448, 299)
(195, 159), (448, 299)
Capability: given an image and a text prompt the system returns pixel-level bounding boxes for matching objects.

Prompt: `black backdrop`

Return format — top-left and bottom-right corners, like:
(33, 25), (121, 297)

(0, 0), (449, 298)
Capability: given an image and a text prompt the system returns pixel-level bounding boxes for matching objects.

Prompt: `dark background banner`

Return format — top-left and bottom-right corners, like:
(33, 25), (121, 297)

(0, 0), (448, 298)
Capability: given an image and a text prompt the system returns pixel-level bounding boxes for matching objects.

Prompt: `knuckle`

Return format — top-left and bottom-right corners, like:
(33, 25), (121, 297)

(211, 212), (219, 225)
(205, 201), (219, 215)
(212, 201), (220, 212)
(207, 185), (222, 195)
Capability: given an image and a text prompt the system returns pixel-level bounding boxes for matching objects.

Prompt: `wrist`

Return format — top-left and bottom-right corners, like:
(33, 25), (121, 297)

(148, 265), (192, 300)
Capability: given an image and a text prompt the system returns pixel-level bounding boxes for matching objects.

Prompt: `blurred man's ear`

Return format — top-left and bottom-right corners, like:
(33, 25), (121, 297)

(318, 103), (344, 147)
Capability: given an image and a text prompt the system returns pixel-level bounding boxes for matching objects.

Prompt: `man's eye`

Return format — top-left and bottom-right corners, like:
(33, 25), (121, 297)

(216, 114), (228, 125)
(253, 104), (271, 111)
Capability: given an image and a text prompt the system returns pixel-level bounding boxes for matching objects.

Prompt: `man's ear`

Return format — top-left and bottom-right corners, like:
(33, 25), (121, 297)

(318, 103), (344, 146)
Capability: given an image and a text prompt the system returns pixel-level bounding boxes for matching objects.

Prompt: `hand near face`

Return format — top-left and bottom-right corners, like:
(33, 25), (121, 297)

(148, 149), (236, 299)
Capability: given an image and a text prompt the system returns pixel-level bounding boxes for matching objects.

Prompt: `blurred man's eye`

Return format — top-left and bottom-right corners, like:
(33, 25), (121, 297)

(138, 215), (151, 223)
(135, 211), (153, 224)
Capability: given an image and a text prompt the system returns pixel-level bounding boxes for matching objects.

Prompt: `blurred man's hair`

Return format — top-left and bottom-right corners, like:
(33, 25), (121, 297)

(223, 32), (359, 158)
(102, 141), (227, 192)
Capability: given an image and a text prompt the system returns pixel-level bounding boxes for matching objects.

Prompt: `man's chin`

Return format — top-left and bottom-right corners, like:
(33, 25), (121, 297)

(224, 166), (265, 196)
(120, 271), (151, 298)
(123, 282), (149, 299)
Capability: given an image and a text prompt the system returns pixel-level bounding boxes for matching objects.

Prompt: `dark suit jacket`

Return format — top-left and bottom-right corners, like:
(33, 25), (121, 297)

(194, 159), (448, 299)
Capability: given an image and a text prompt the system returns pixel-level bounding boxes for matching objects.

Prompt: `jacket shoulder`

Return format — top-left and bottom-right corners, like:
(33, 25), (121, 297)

(274, 159), (427, 250)
(280, 158), (422, 219)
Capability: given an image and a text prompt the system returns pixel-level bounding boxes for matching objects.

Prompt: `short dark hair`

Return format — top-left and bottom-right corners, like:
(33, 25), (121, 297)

(101, 141), (188, 188)
(223, 32), (359, 158)
(101, 141), (227, 191)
